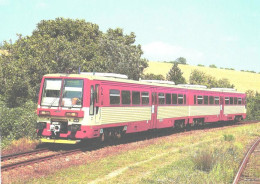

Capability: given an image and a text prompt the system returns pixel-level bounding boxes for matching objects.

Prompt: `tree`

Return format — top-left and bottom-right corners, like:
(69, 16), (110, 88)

(166, 63), (186, 84)
(142, 73), (165, 80)
(246, 90), (260, 120)
(216, 78), (234, 88)
(0, 17), (148, 107)
(209, 64), (217, 68)
(175, 57), (187, 65)
(98, 28), (148, 80)
(189, 69), (234, 88)
(189, 70), (207, 86)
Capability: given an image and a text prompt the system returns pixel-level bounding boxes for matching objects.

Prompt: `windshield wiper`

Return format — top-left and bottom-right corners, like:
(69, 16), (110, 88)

(48, 98), (58, 108)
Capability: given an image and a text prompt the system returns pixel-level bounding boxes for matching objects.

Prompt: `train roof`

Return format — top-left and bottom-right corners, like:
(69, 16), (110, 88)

(43, 73), (245, 94)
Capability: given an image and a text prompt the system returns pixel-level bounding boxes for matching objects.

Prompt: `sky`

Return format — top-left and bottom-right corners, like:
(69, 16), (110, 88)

(1, 0), (260, 72)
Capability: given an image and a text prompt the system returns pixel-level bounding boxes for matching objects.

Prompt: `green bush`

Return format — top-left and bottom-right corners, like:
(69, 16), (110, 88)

(223, 134), (235, 141)
(192, 150), (215, 172)
(246, 91), (260, 120)
(0, 101), (37, 147)
(209, 64), (217, 68)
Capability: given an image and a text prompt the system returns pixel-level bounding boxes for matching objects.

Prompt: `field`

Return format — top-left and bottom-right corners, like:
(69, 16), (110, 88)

(4, 122), (258, 184)
(144, 61), (260, 92)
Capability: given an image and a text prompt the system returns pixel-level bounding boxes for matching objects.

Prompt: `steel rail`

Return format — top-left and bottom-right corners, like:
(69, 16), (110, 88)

(232, 137), (260, 184)
(1, 148), (49, 162)
(1, 148), (83, 172)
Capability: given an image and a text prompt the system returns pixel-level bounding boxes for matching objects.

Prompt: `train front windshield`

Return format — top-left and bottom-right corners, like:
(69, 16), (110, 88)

(41, 79), (83, 108)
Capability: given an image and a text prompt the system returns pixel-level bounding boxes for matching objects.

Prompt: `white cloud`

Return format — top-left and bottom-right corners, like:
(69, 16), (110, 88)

(156, 26), (166, 31)
(0, 0), (9, 6)
(222, 36), (239, 42)
(36, 2), (47, 8)
(142, 41), (204, 62)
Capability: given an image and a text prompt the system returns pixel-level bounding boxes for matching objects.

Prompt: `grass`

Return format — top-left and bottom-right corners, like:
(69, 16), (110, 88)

(26, 123), (260, 184)
(144, 61), (260, 92)
(1, 137), (39, 155)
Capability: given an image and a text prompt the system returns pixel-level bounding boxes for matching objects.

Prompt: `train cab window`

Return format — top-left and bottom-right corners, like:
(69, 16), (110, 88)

(95, 84), (100, 103)
(122, 90), (131, 105)
(204, 96), (209, 105)
(230, 97), (234, 105)
(166, 93), (171, 104)
(194, 95), (197, 104)
(110, 90), (120, 104)
(234, 97), (238, 104)
(172, 93), (177, 104)
(215, 96), (219, 104)
(132, 91), (140, 104)
(238, 98), (242, 104)
(209, 96), (214, 104)
(225, 97), (230, 105)
(142, 92), (149, 105)
(197, 96), (203, 104)
(178, 94), (183, 104)
(159, 93), (165, 104)
(184, 94), (186, 104)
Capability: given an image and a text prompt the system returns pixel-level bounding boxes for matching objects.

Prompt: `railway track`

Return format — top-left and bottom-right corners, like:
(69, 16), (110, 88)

(232, 137), (260, 184)
(1, 147), (84, 172)
(1, 120), (258, 173)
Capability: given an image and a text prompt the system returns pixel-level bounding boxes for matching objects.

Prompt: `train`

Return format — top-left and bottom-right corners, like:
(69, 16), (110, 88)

(36, 73), (247, 144)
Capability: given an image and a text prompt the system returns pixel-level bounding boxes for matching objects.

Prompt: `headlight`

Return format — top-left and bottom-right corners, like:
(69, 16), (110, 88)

(66, 112), (78, 117)
(39, 111), (50, 116)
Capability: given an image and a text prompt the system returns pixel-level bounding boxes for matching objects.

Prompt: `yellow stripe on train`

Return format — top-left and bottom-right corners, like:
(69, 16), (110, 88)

(40, 138), (81, 144)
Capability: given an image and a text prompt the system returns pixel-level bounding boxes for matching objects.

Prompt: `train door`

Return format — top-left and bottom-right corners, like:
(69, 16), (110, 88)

(89, 82), (101, 125)
(220, 96), (224, 120)
(151, 89), (158, 129)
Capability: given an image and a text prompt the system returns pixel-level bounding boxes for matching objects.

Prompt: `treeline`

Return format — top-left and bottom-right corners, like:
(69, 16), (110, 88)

(144, 63), (234, 88)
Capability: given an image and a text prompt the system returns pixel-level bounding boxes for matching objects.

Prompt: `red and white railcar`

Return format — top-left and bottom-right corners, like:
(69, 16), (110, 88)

(36, 73), (246, 144)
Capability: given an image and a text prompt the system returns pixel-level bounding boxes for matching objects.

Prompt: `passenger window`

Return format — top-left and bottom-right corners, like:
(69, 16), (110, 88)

(142, 92), (149, 105)
(215, 96), (219, 104)
(209, 96), (214, 104)
(230, 97), (234, 105)
(132, 91), (140, 104)
(178, 94), (183, 104)
(122, 90), (130, 105)
(238, 98), (242, 104)
(197, 96), (203, 104)
(204, 96), (208, 105)
(194, 95), (197, 104)
(110, 89), (120, 104)
(166, 93), (171, 104)
(159, 93), (165, 104)
(234, 97), (238, 104)
(225, 97), (230, 105)
(184, 94), (186, 104)
(172, 93), (177, 104)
